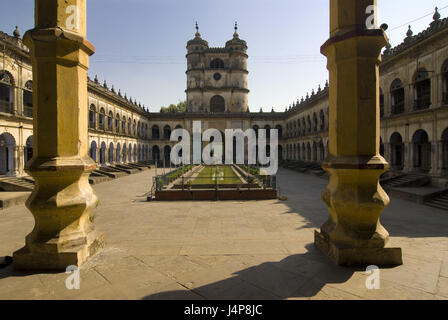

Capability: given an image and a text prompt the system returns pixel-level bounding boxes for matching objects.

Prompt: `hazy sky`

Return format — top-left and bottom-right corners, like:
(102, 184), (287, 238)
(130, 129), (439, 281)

(2, 0), (447, 112)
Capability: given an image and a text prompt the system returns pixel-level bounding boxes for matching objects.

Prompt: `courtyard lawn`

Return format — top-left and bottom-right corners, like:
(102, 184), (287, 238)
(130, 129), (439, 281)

(190, 165), (243, 185)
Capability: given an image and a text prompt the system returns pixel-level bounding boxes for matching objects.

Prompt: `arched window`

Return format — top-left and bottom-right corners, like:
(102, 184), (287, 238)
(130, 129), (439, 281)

(210, 95), (225, 113)
(98, 108), (105, 130)
(275, 125), (282, 139)
(89, 105), (96, 129)
(302, 143), (306, 161)
(0, 71), (14, 114)
(391, 79), (405, 115)
(319, 110), (325, 130)
(107, 111), (113, 131)
(122, 116), (126, 133)
(152, 125), (160, 139)
(302, 118), (306, 135)
(297, 120), (301, 136)
(164, 125), (171, 140)
(115, 114), (120, 133)
(127, 118), (131, 135)
(25, 135), (33, 164)
(152, 146), (160, 162)
(116, 143), (121, 163)
(414, 69), (431, 110)
(23, 80), (33, 117)
(307, 116), (311, 133)
(313, 113), (318, 132)
(210, 59), (225, 69)
(442, 61), (448, 104)
(133, 120), (136, 136)
(137, 122), (141, 137)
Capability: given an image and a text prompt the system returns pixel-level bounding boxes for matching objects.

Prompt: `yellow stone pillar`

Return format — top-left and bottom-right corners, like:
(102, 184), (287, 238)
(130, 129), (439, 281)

(13, 0), (105, 270)
(315, 0), (402, 266)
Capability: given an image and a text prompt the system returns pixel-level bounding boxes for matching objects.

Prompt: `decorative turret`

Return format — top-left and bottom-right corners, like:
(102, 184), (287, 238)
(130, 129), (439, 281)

(13, 26), (20, 38)
(225, 22), (248, 52)
(186, 22), (209, 52)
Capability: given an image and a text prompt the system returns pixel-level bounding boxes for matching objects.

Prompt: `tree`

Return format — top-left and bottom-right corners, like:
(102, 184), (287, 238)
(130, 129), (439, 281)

(160, 100), (186, 113)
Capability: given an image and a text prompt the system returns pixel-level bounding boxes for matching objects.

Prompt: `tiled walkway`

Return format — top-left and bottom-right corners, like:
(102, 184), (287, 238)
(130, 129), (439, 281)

(0, 168), (447, 299)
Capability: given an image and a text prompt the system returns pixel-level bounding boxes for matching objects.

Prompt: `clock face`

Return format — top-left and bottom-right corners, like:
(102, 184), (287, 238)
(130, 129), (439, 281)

(213, 73), (221, 81)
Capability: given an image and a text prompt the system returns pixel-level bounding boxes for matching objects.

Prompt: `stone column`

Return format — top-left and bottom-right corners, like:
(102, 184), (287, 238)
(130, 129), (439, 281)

(315, 0), (402, 266)
(14, 0), (105, 271)
(402, 142), (411, 173)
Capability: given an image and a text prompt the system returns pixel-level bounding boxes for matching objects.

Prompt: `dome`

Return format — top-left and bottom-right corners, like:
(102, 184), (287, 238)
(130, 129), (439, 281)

(187, 22), (208, 48)
(225, 22), (247, 49)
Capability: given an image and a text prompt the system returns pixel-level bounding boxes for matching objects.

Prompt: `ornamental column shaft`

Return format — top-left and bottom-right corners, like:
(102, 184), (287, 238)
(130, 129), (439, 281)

(14, 0), (105, 271)
(315, 0), (402, 266)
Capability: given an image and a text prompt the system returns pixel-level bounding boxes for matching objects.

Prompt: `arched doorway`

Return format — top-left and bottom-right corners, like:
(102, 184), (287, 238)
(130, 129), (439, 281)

(133, 144), (137, 162)
(164, 145), (171, 166)
(210, 95), (225, 113)
(0, 133), (16, 175)
(319, 140), (325, 162)
(100, 142), (106, 166)
(413, 69), (431, 110)
(0, 71), (14, 114)
(152, 146), (160, 163)
(116, 143), (121, 164)
(25, 135), (34, 165)
(390, 132), (403, 170)
(442, 128), (448, 175)
(128, 144), (132, 162)
(122, 144), (127, 163)
(108, 143), (114, 164)
(412, 129), (431, 172)
(163, 125), (171, 140)
(90, 141), (97, 163)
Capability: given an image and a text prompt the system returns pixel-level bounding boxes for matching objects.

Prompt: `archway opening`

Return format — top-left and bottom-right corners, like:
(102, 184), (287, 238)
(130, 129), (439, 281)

(210, 95), (225, 113)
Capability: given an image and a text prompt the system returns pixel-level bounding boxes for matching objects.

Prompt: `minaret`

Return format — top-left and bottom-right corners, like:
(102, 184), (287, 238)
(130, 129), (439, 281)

(225, 22), (249, 112)
(186, 22), (208, 112)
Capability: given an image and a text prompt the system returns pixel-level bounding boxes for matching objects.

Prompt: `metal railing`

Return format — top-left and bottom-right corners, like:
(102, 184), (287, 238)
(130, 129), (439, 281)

(0, 100), (13, 114)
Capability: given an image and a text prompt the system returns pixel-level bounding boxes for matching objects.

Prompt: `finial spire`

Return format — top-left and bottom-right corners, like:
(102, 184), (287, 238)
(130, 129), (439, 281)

(13, 26), (20, 38)
(195, 21), (201, 37)
(233, 21), (239, 38)
(406, 25), (413, 38)
(434, 7), (441, 21)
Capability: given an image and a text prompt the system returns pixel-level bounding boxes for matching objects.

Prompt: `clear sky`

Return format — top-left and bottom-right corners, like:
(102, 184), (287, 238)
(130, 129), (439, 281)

(1, 0), (447, 112)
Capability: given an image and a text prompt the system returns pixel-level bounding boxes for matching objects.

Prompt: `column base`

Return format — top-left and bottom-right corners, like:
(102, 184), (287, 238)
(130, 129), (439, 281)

(314, 230), (402, 267)
(13, 231), (105, 271)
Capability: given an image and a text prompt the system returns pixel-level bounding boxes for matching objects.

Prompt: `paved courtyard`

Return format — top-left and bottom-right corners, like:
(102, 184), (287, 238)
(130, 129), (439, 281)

(0, 168), (447, 300)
